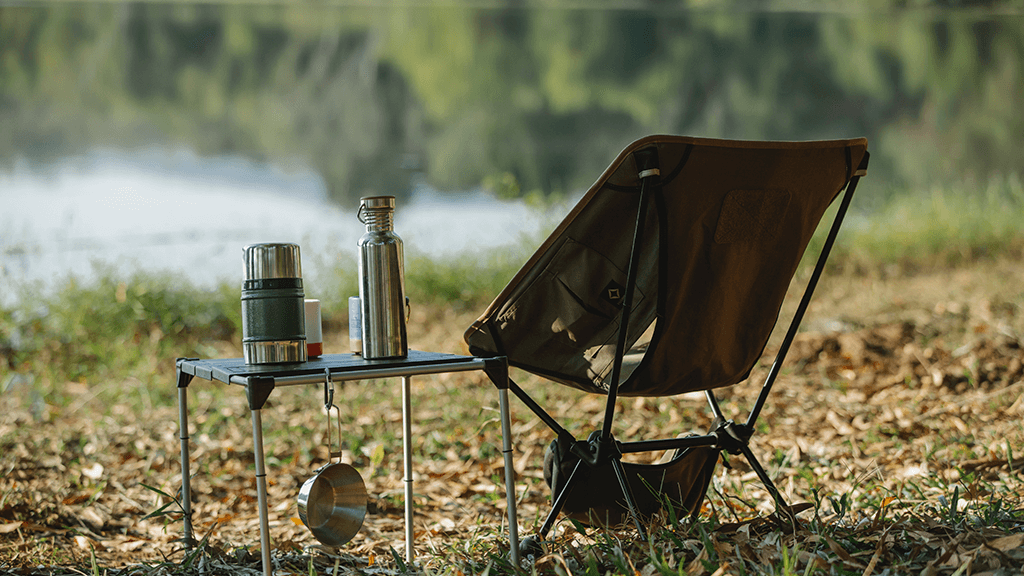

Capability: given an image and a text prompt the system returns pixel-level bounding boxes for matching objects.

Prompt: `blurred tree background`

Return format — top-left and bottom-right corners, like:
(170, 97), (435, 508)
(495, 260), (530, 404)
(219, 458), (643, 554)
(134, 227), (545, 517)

(1, 0), (1022, 206)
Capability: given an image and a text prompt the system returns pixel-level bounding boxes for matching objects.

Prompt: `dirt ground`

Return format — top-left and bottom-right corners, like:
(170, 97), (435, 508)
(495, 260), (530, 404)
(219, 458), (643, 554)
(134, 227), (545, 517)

(2, 260), (1023, 574)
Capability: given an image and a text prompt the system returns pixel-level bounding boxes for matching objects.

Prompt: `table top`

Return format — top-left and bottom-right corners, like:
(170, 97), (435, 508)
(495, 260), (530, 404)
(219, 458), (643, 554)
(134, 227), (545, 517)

(177, 350), (491, 385)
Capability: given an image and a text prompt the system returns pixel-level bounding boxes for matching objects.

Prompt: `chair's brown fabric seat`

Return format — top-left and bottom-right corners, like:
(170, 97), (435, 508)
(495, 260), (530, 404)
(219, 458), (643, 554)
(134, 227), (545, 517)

(465, 135), (868, 397)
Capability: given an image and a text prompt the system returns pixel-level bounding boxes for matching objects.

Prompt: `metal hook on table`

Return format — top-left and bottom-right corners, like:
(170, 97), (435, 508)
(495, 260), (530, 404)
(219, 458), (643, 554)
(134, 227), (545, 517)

(322, 368), (342, 461)
(323, 368), (334, 410)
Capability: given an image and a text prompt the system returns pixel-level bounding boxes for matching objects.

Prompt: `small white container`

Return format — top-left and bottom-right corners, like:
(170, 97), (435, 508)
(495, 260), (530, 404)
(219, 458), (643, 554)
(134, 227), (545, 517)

(304, 299), (323, 358)
(348, 296), (362, 355)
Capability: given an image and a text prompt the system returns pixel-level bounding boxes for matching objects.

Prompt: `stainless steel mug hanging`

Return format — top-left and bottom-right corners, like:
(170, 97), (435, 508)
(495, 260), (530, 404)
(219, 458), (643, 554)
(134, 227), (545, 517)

(241, 243), (307, 364)
(357, 196), (408, 359)
(297, 371), (367, 547)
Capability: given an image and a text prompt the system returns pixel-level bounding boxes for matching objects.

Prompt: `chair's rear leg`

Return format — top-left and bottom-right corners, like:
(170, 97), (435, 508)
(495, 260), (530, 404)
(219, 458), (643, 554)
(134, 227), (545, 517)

(737, 443), (799, 529)
(706, 395), (799, 529)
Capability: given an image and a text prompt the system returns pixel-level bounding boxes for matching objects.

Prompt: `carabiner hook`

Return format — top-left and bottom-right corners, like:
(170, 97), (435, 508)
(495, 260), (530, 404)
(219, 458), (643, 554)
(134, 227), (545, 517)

(323, 368), (334, 410)
(322, 368), (343, 463)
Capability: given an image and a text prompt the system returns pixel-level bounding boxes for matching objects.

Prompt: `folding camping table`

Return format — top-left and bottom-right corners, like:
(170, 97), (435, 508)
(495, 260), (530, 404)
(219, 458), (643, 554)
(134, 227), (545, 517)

(174, 351), (519, 576)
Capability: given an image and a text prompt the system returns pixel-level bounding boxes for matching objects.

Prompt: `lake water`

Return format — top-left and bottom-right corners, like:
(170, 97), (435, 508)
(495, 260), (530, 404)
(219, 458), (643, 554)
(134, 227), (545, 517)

(0, 148), (548, 304)
(3, 2), (1020, 307)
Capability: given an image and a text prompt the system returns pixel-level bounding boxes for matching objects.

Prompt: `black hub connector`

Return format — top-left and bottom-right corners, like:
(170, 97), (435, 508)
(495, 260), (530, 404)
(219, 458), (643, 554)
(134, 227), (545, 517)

(571, 430), (622, 468)
(713, 420), (753, 455)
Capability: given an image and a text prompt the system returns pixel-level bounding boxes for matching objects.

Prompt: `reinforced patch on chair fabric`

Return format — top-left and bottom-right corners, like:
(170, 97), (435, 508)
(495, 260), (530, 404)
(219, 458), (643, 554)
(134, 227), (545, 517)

(715, 189), (791, 244)
(465, 135), (869, 397)
(543, 437), (719, 527)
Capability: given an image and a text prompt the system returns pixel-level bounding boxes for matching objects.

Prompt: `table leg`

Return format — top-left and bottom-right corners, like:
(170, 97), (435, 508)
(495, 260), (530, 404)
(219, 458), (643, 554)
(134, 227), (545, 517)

(498, 388), (521, 567)
(401, 375), (415, 565)
(177, 385), (194, 548)
(251, 408), (273, 576)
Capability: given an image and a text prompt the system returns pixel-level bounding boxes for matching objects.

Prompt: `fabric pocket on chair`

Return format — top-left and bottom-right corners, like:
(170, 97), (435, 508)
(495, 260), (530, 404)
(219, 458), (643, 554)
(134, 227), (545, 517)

(495, 237), (645, 391)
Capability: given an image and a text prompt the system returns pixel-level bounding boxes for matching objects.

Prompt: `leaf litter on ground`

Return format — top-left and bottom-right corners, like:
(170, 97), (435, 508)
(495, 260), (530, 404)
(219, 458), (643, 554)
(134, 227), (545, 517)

(2, 261), (1024, 574)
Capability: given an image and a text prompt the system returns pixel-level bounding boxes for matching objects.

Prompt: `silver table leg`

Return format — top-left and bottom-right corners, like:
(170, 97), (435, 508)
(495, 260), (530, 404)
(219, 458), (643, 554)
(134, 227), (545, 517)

(401, 375), (415, 565)
(251, 408), (273, 576)
(177, 386), (194, 547)
(498, 388), (521, 567)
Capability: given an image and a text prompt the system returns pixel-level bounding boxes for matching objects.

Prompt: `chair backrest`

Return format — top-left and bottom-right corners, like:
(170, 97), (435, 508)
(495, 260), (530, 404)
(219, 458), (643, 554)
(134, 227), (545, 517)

(465, 135), (868, 398)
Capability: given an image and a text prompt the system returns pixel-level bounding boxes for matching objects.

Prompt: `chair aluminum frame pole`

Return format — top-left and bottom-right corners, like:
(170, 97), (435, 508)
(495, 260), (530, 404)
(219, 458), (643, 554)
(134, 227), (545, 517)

(521, 148), (662, 543)
(507, 148), (869, 545)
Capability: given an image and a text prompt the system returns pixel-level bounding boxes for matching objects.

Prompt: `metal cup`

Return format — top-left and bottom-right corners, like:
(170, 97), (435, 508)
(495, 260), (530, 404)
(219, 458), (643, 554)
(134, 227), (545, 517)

(297, 462), (367, 547)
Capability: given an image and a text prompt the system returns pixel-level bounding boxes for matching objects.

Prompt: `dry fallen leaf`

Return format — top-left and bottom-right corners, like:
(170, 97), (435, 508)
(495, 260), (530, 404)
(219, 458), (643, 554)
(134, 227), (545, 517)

(3, 269), (1024, 574)
(986, 533), (1024, 552)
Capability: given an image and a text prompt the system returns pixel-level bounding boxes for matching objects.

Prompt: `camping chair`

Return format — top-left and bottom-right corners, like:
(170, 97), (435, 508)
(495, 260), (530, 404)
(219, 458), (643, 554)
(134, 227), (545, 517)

(464, 135), (869, 555)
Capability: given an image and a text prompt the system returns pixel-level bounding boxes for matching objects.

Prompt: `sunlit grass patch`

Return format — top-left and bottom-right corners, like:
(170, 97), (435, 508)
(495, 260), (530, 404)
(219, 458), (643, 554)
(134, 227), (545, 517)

(820, 173), (1024, 275)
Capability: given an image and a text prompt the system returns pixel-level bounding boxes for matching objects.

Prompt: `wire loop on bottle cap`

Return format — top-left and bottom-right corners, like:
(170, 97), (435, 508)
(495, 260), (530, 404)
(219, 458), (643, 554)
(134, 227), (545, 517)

(358, 196), (396, 230)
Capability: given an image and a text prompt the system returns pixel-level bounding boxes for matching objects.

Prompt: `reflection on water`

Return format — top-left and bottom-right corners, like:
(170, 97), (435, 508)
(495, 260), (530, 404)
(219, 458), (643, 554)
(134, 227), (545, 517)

(0, 148), (545, 303)
(2, 1), (1022, 304)
(3, 2), (1021, 205)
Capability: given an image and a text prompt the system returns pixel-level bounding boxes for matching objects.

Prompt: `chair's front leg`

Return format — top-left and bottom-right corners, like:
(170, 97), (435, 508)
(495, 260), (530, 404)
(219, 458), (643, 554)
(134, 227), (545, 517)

(610, 457), (648, 541)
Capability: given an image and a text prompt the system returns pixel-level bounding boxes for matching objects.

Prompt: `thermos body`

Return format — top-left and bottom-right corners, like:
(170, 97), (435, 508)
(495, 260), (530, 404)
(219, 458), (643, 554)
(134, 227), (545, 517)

(242, 243), (308, 364)
(357, 196), (408, 359)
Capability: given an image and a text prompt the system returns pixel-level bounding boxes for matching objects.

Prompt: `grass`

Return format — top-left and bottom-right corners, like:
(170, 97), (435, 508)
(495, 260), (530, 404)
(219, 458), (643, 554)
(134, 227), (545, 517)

(7, 173), (1022, 413)
(821, 173), (1024, 275)
(3, 178), (1024, 574)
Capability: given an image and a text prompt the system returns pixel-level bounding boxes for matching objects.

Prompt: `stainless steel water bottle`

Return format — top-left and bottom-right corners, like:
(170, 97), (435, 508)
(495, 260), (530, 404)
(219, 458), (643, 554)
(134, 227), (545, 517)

(357, 196), (408, 359)
(241, 243), (307, 364)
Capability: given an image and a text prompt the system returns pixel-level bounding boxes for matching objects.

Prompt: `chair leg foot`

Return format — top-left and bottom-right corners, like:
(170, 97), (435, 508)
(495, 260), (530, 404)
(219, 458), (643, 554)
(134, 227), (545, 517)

(518, 535), (545, 564)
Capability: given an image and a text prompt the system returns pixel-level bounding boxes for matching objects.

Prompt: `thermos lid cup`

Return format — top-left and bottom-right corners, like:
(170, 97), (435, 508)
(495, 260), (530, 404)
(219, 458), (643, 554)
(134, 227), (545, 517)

(243, 243), (302, 281)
